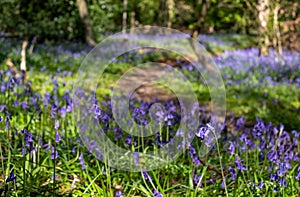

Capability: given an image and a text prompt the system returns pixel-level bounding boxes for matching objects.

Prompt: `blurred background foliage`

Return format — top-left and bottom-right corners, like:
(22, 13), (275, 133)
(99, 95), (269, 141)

(0, 0), (298, 50)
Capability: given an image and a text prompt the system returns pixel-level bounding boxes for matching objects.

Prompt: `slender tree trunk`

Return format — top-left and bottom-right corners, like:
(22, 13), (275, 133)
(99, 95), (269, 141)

(192, 0), (210, 39)
(272, 4), (282, 60)
(29, 36), (37, 55)
(130, 11), (135, 34)
(20, 40), (28, 82)
(76, 0), (96, 46)
(6, 59), (19, 78)
(166, 0), (174, 28)
(257, 0), (270, 56)
(157, 0), (165, 26)
(122, 0), (128, 33)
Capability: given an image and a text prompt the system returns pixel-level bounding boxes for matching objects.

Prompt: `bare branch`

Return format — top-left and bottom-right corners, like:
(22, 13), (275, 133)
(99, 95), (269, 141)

(6, 58), (19, 78)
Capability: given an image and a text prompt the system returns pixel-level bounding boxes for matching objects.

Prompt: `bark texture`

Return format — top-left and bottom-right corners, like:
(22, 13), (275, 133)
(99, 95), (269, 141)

(76, 0), (96, 46)
(257, 0), (270, 56)
(122, 0), (128, 33)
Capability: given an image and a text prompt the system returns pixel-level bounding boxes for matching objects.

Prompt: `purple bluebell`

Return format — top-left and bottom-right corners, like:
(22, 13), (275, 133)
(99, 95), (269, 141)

(51, 106), (57, 119)
(55, 132), (61, 143)
(0, 105), (6, 112)
(21, 101), (29, 110)
(235, 157), (247, 172)
(252, 119), (265, 138)
(228, 142), (236, 155)
(196, 126), (207, 140)
(142, 169), (152, 182)
(278, 177), (287, 187)
(79, 153), (86, 170)
(21, 129), (33, 147)
(58, 106), (67, 118)
(22, 147), (26, 156)
(194, 174), (203, 186)
(235, 116), (245, 130)
(54, 120), (59, 130)
(295, 171), (300, 180)
(153, 190), (163, 197)
(71, 147), (76, 153)
(114, 191), (123, 197)
(228, 166), (237, 180)
(42, 143), (51, 151)
(51, 147), (59, 160)
(257, 181), (264, 190)
(270, 173), (278, 181)
(125, 135), (132, 147)
(6, 169), (16, 183)
(221, 179), (226, 189)
(5, 116), (9, 130)
(1, 82), (6, 93)
(189, 146), (201, 166)
(133, 152), (139, 166)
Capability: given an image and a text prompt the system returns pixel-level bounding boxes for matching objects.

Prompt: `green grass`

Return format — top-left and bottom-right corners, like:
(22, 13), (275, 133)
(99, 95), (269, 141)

(0, 38), (299, 196)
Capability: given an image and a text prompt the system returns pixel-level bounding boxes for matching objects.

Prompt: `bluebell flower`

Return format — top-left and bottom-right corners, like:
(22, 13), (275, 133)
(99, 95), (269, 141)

(55, 132), (61, 143)
(235, 157), (247, 172)
(153, 190), (163, 197)
(228, 166), (237, 180)
(5, 116), (9, 130)
(292, 130), (299, 138)
(21, 101), (29, 110)
(51, 147), (59, 160)
(236, 116), (245, 130)
(228, 142), (235, 155)
(79, 153), (86, 170)
(257, 180), (264, 190)
(71, 147), (76, 153)
(51, 106), (57, 119)
(6, 169), (16, 183)
(94, 104), (101, 116)
(270, 173), (278, 181)
(142, 169), (152, 182)
(54, 120), (59, 130)
(58, 106), (67, 118)
(278, 177), (287, 187)
(133, 152), (139, 166)
(21, 129), (33, 147)
(221, 179), (226, 189)
(125, 135), (132, 147)
(42, 143), (51, 151)
(295, 171), (300, 180)
(1, 82), (6, 93)
(22, 147), (26, 156)
(114, 190), (123, 197)
(189, 146), (201, 166)
(278, 163), (286, 177)
(252, 119), (265, 138)
(0, 105), (6, 112)
(194, 174), (203, 186)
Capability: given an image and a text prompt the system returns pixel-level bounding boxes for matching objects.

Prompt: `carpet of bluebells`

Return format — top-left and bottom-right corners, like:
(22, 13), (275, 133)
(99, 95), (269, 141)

(0, 35), (299, 196)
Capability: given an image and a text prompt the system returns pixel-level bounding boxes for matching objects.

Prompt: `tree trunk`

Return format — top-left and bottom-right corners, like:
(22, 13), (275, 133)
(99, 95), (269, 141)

(257, 0), (270, 56)
(130, 11), (135, 34)
(157, 0), (165, 26)
(191, 0), (210, 39)
(20, 40), (28, 82)
(166, 0), (174, 28)
(122, 0), (128, 33)
(272, 4), (282, 60)
(6, 59), (19, 78)
(76, 0), (96, 46)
